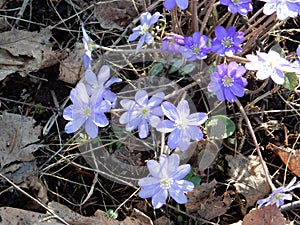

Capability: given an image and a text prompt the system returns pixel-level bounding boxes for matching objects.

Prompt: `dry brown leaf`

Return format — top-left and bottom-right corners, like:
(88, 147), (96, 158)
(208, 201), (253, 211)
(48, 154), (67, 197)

(94, 0), (143, 30)
(0, 112), (41, 167)
(0, 29), (60, 80)
(226, 154), (270, 212)
(59, 42), (84, 84)
(267, 143), (300, 177)
(0, 201), (146, 225)
(186, 179), (232, 222)
(242, 205), (288, 225)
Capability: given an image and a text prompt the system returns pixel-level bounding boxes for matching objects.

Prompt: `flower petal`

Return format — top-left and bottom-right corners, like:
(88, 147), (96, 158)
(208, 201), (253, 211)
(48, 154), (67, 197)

(152, 189), (168, 209)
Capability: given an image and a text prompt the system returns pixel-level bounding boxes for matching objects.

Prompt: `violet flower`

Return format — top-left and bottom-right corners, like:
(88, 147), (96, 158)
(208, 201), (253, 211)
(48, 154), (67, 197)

(63, 82), (111, 138)
(82, 23), (99, 69)
(245, 50), (296, 85)
(85, 65), (122, 105)
(128, 12), (161, 53)
(220, 0), (253, 15)
(260, 0), (300, 21)
(161, 33), (185, 54)
(207, 62), (248, 103)
(138, 154), (194, 209)
(119, 90), (165, 139)
(156, 100), (208, 151)
(164, 0), (189, 10)
(180, 32), (211, 61)
(211, 26), (244, 56)
(257, 177), (300, 208)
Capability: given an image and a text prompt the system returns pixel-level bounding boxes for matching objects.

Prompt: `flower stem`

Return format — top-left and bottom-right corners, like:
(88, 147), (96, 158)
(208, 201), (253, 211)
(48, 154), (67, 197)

(235, 99), (276, 191)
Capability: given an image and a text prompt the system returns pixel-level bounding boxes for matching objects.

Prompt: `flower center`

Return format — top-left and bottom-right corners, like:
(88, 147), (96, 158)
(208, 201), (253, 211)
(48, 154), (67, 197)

(231, 0), (239, 4)
(160, 178), (174, 190)
(193, 47), (200, 53)
(222, 75), (234, 87)
(141, 24), (150, 35)
(222, 37), (233, 48)
(141, 107), (150, 116)
(83, 107), (91, 117)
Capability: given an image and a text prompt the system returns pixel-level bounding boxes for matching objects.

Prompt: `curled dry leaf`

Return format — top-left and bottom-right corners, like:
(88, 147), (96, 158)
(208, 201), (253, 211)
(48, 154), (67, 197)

(267, 143), (300, 177)
(0, 29), (63, 80)
(226, 154), (270, 213)
(243, 205), (288, 225)
(186, 179), (233, 222)
(94, 0), (143, 30)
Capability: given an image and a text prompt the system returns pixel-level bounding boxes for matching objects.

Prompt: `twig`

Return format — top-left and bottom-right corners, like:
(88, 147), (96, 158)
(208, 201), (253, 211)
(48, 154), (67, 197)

(235, 99), (276, 191)
(0, 173), (69, 225)
(280, 200), (300, 212)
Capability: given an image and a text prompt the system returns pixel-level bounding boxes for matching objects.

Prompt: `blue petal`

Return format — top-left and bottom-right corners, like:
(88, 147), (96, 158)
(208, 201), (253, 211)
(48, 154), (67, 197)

(138, 184), (161, 199)
(164, 0), (176, 10)
(169, 189), (188, 204)
(187, 112), (208, 126)
(152, 189), (168, 209)
(97, 65), (110, 86)
(93, 113), (109, 127)
(172, 179), (194, 192)
(167, 154), (180, 176)
(177, 100), (190, 118)
(148, 92), (165, 108)
(85, 69), (97, 85)
(173, 165), (191, 180)
(85, 118), (98, 138)
(185, 126), (203, 141)
(177, 133), (191, 151)
(65, 117), (85, 133)
(147, 160), (161, 177)
(138, 119), (149, 138)
(128, 30), (141, 42)
(176, 0), (188, 10)
(138, 177), (160, 187)
(135, 90), (148, 106)
(162, 101), (180, 121)
(167, 129), (181, 149)
(156, 120), (176, 133)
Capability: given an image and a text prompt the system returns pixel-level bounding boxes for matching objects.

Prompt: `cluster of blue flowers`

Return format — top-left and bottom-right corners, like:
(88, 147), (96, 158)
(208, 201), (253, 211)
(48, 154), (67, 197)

(62, 0), (300, 211)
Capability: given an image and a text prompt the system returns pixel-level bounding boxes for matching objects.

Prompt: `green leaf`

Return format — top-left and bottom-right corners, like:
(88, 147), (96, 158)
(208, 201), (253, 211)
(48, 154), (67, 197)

(106, 209), (118, 219)
(283, 72), (298, 91)
(179, 64), (195, 75)
(169, 58), (185, 74)
(149, 63), (164, 76)
(184, 167), (201, 187)
(205, 115), (235, 140)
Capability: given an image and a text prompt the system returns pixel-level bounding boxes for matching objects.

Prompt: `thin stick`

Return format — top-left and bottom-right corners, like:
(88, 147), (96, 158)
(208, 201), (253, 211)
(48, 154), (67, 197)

(235, 99), (276, 191)
(0, 173), (69, 225)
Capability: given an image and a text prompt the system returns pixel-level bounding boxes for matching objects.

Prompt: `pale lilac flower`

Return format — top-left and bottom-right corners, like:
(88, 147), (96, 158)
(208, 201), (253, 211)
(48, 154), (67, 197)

(82, 23), (99, 69)
(208, 62), (248, 103)
(292, 45), (300, 74)
(161, 33), (185, 54)
(119, 90), (165, 139)
(128, 12), (161, 53)
(245, 50), (297, 84)
(85, 65), (121, 104)
(180, 32), (211, 61)
(211, 26), (244, 56)
(138, 154), (194, 209)
(164, 0), (189, 10)
(220, 0), (253, 15)
(63, 83), (111, 138)
(156, 100), (208, 151)
(257, 177), (300, 208)
(260, 0), (300, 21)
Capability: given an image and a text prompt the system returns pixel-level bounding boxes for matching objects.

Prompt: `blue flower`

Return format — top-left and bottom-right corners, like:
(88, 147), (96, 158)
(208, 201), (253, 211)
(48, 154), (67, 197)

(207, 62), (248, 103)
(211, 26), (244, 56)
(257, 177), (300, 208)
(156, 100), (208, 151)
(220, 0), (253, 15)
(85, 65), (122, 105)
(245, 50), (296, 85)
(81, 23), (99, 69)
(119, 90), (165, 139)
(128, 12), (161, 53)
(161, 33), (185, 54)
(63, 83), (111, 138)
(260, 0), (300, 21)
(138, 154), (194, 209)
(164, 0), (189, 10)
(180, 32), (211, 61)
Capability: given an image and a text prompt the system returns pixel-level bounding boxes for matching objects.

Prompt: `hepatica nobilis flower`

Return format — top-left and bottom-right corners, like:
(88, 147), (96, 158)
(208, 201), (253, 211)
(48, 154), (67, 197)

(220, 0), (253, 16)
(257, 177), (300, 208)
(211, 26), (244, 57)
(207, 62), (248, 103)
(161, 33), (185, 54)
(245, 50), (296, 85)
(63, 82), (111, 138)
(156, 100), (208, 151)
(119, 90), (165, 139)
(128, 12), (161, 53)
(138, 154), (194, 209)
(85, 65), (122, 105)
(181, 32), (211, 61)
(82, 23), (99, 69)
(260, 0), (300, 21)
(164, 0), (189, 10)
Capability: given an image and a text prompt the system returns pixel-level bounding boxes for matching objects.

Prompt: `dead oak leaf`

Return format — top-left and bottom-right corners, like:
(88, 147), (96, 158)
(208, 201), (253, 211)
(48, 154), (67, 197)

(0, 112), (41, 168)
(226, 154), (270, 212)
(243, 205), (289, 225)
(186, 179), (233, 222)
(267, 143), (300, 177)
